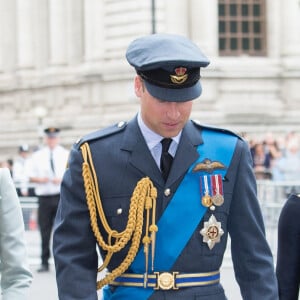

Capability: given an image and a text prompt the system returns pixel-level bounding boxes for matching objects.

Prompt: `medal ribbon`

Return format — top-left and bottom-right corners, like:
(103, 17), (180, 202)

(103, 129), (238, 300)
(211, 174), (223, 197)
(200, 175), (211, 198)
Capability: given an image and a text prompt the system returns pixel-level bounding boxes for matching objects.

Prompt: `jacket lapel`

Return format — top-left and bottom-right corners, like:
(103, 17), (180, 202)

(120, 118), (203, 187)
(167, 121), (203, 185)
(120, 118), (163, 187)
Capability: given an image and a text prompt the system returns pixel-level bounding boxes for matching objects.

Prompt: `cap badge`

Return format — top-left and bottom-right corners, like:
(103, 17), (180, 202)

(170, 67), (188, 84)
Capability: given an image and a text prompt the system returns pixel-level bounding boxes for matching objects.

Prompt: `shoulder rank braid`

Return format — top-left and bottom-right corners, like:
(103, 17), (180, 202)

(80, 142), (158, 289)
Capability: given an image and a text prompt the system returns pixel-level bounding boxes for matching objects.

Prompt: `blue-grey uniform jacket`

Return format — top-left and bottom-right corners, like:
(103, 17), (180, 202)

(53, 117), (278, 300)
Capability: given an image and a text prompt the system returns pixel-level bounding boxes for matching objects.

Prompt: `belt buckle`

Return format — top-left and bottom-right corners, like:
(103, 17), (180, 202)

(154, 272), (179, 290)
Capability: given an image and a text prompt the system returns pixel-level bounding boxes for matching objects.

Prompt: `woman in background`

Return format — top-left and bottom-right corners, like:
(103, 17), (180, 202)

(276, 193), (300, 300)
(0, 167), (32, 299)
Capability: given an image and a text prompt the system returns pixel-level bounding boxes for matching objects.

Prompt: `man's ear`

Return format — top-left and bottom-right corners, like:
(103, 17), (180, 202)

(134, 75), (144, 97)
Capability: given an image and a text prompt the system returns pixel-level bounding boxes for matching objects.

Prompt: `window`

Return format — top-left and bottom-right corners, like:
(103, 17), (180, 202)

(218, 0), (267, 56)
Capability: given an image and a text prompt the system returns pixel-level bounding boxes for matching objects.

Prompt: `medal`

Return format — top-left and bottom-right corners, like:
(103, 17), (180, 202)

(200, 214), (224, 250)
(212, 194), (224, 206)
(202, 193), (212, 207)
(200, 175), (212, 207)
(211, 174), (224, 206)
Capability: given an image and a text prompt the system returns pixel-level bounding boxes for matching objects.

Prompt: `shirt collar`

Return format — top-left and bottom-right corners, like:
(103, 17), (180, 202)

(137, 112), (181, 151)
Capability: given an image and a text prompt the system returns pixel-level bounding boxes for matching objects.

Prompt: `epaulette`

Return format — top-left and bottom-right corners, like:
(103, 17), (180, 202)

(74, 121), (127, 148)
(192, 120), (244, 140)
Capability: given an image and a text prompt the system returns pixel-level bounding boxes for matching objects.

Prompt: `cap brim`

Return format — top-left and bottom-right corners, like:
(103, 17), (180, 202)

(144, 80), (202, 102)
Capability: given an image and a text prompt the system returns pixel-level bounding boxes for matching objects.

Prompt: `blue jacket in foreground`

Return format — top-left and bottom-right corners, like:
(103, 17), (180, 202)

(276, 193), (300, 300)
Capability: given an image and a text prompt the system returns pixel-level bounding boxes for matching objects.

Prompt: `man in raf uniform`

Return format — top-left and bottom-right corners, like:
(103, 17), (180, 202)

(53, 33), (278, 299)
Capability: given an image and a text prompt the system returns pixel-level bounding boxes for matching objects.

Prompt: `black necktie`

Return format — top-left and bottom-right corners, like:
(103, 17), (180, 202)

(50, 151), (55, 174)
(160, 138), (173, 181)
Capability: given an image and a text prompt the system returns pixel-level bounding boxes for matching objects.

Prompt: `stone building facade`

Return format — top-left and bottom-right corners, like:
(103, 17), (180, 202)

(0, 0), (300, 161)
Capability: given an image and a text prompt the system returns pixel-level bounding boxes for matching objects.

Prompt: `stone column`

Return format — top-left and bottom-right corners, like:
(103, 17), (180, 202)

(66, 0), (84, 65)
(279, 0), (300, 106)
(164, 0), (189, 36)
(49, 0), (67, 65)
(280, 0), (300, 57)
(0, 0), (17, 72)
(84, 0), (105, 62)
(17, 0), (35, 69)
(189, 0), (218, 56)
(267, 0), (281, 59)
(33, 0), (49, 69)
(49, 0), (84, 65)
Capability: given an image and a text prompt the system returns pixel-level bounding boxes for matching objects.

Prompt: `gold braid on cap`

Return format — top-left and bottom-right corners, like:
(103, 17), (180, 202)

(80, 142), (158, 290)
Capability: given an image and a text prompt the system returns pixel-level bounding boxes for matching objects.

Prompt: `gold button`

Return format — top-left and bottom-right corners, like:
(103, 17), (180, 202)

(117, 208), (123, 215)
(164, 188), (171, 196)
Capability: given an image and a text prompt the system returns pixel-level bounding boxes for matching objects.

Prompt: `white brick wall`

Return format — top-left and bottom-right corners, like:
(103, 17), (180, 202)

(0, 0), (300, 161)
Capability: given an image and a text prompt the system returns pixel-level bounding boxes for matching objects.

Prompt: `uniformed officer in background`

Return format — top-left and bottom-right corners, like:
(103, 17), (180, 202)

(13, 144), (35, 197)
(27, 127), (69, 272)
(53, 33), (278, 299)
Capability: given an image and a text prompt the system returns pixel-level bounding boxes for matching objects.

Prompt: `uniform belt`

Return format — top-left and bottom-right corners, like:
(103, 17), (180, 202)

(110, 270), (220, 290)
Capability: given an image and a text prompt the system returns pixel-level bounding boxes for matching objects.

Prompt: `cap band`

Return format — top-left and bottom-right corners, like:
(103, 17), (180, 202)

(137, 68), (200, 90)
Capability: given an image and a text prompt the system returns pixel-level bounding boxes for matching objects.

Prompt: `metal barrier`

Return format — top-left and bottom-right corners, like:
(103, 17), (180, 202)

(14, 182), (38, 231)
(19, 196), (38, 231)
(18, 180), (300, 257)
(257, 180), (300, 258)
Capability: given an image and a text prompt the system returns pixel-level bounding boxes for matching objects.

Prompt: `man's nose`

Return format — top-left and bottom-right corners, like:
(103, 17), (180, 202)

(166, 103), (180, 119)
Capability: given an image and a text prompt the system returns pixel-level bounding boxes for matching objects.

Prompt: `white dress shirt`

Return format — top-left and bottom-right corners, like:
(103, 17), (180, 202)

(137, 113), (181, 170)
(26, 145), (69, 196)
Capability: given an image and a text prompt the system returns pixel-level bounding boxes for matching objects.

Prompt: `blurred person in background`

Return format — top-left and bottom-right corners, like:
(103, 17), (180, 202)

(0, 167), (32, 299)
(0, 159), (13, 176)
(250, 132), (282, 180)
(250, 141), (272, 179)
(263, 132), (282, 173)
(27, 127), (69, 272)
(272, 135), (300, 195)
(263, 132), (282, 162)
(13, 144), (35, 197)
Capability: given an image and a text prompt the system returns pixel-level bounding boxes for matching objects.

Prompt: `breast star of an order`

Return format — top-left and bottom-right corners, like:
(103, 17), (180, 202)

(200, 214), (224, 250)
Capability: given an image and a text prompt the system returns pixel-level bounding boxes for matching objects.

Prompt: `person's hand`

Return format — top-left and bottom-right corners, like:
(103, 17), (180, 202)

(254, 165), (265, 172)
(51, 177), (62, 185)
(21, 190), (29, 196)
(39, 177), (50, 183)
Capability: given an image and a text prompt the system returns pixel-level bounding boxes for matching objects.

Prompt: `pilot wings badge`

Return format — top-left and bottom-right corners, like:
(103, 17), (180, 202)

(193, 159), (226, 173)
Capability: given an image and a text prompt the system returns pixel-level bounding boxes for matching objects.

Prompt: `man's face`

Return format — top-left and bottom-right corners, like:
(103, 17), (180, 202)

(45, 136), (59, 149)
(134, 76), (193, 138)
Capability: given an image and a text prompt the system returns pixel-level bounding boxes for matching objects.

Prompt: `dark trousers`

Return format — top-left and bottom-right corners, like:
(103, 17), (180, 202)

(38, 194), (60, 266)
